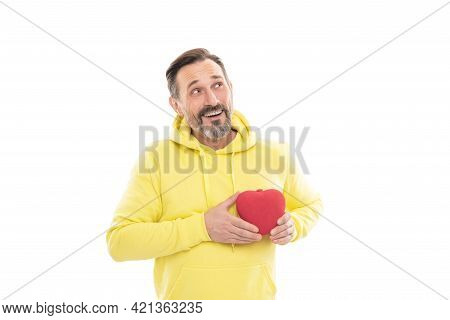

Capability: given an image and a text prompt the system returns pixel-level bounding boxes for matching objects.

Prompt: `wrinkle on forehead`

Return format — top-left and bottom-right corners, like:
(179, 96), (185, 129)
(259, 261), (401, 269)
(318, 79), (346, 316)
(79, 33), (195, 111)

(177, 60), (225, 92)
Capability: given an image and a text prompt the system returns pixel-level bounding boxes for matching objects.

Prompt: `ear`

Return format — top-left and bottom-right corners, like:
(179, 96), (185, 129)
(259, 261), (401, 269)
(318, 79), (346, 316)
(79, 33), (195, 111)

(169, 96), (183, 117)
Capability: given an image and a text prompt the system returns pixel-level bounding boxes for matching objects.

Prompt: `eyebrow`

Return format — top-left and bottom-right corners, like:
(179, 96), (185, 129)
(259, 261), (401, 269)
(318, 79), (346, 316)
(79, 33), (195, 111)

(186, 75), (224, 91)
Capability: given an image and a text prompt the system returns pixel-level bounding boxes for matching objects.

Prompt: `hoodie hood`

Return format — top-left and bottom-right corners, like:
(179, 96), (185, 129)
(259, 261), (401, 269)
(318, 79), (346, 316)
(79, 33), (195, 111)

(169, 109), (256, 154)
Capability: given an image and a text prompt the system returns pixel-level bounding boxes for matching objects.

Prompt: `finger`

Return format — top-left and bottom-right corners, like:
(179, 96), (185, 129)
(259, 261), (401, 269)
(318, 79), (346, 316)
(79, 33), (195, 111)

(272, 225), (295, 240)
(230, 226), (262, 241)
(277, 212), (291, 225)
(272, 236), (290, 245)
(230, 215), (259, 233)
(269, 225), (282, 236)
(229, 231), (260, 242)
(271, 226), (294, 240)
(221, 191), (241, 209)
(272, 233), (293, 245)
(277, 212), (290, 225)
(270, 219), (293, 236)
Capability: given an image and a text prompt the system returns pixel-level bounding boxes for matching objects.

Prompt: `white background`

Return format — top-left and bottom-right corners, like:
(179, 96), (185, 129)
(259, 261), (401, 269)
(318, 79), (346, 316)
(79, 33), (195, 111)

(1, 0), (449, 318)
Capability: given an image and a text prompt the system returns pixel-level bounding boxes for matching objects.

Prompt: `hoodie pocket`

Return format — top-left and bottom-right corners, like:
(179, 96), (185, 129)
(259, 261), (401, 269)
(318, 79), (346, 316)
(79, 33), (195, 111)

(166, 264), (276, 300)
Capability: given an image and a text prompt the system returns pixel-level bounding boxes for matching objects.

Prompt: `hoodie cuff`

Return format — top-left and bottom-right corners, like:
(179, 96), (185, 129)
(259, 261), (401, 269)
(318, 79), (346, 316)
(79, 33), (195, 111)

(184, 213), (212, 242)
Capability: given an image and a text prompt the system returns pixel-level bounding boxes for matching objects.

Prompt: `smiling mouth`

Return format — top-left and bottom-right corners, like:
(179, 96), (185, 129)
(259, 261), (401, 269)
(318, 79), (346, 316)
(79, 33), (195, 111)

(202, 110), (224, 119)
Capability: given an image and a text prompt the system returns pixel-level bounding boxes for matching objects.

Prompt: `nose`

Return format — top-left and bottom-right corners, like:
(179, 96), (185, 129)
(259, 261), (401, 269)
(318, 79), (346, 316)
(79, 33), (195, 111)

(204, 88), (219, 106)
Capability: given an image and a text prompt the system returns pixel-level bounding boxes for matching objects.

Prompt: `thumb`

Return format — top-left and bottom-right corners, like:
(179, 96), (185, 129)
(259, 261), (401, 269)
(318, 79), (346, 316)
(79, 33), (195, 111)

(221, 191), (241, 209)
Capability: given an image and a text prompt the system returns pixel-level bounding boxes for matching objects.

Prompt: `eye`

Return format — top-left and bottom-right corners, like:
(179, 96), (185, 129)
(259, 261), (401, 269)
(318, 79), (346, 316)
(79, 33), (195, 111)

(214, 82), (223, 88)
(191, 88), (200, 95)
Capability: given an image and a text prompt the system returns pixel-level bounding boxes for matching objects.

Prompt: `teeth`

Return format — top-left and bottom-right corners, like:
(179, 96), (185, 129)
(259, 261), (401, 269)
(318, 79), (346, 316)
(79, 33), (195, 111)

(204, 110), (222, 117)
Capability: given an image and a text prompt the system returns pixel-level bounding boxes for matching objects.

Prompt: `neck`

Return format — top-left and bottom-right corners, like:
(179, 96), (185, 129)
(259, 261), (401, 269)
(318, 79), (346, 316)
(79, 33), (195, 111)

(192, 128), (237, 150)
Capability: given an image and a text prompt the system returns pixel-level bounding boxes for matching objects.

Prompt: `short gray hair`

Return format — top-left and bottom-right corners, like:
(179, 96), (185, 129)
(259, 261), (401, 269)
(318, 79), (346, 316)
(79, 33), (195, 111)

(165, 48), (231, 99)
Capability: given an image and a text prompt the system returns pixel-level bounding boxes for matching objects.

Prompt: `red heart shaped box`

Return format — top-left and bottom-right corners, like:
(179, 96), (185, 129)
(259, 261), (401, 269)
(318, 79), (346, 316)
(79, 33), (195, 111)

(235, 189), (286, 235)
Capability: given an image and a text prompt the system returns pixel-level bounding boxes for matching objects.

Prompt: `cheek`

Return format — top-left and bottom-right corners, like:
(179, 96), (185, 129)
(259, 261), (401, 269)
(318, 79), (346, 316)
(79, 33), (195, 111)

(218, 89), (228, 99)
(186, 104), (202, 119)
(221, 91), (232, 106)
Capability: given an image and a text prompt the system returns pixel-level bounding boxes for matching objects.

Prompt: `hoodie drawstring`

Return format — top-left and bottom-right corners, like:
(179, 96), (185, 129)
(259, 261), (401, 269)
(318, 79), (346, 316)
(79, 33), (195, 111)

(230, 151), (236, 194)
(231, 151), (236, 252)
(200, 149), (237, 253)
(199, 149), (211, 208)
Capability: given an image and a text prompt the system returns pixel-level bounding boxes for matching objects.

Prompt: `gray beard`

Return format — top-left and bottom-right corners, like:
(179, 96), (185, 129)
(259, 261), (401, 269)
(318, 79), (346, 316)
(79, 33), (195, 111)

(200, 118), (232, 141)
(191, 107), (233, 141)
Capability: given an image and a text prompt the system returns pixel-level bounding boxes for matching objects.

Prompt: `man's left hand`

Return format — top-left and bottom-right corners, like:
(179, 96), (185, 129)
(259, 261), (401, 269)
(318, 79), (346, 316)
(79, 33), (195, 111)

(269, 212), (295, 245)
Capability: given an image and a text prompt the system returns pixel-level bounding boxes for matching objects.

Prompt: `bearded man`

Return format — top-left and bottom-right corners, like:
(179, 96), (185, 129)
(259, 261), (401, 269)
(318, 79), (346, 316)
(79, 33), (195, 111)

(106, 48), (323, 300)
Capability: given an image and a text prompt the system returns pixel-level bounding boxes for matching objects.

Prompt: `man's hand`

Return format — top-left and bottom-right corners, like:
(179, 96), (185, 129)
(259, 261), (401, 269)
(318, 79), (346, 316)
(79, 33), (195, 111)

(269, 212), (295, 245)
(204, 192), (262, 244)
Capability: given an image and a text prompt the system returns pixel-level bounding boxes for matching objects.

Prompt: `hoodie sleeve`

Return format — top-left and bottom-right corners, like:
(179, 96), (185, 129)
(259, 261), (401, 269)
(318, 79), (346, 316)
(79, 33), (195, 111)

(283, 146), (323, 242)
(106, 151), (211, 262)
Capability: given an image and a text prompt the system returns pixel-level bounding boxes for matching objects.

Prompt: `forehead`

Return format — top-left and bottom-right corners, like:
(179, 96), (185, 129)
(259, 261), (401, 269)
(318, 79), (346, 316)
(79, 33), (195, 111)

(176, 59), (224, 89)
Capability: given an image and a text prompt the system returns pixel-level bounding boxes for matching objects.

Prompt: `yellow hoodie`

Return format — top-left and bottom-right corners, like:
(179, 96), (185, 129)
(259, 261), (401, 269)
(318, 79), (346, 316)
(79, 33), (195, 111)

(106, 109), (323, 300)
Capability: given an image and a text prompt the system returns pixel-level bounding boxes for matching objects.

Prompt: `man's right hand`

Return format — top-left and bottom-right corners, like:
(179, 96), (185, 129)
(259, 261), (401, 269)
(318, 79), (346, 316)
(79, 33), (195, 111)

(204, 192), (262, 244)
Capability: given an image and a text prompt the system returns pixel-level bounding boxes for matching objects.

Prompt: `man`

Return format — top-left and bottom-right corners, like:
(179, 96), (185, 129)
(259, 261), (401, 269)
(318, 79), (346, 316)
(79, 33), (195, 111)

(106, 48), (323, 300)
